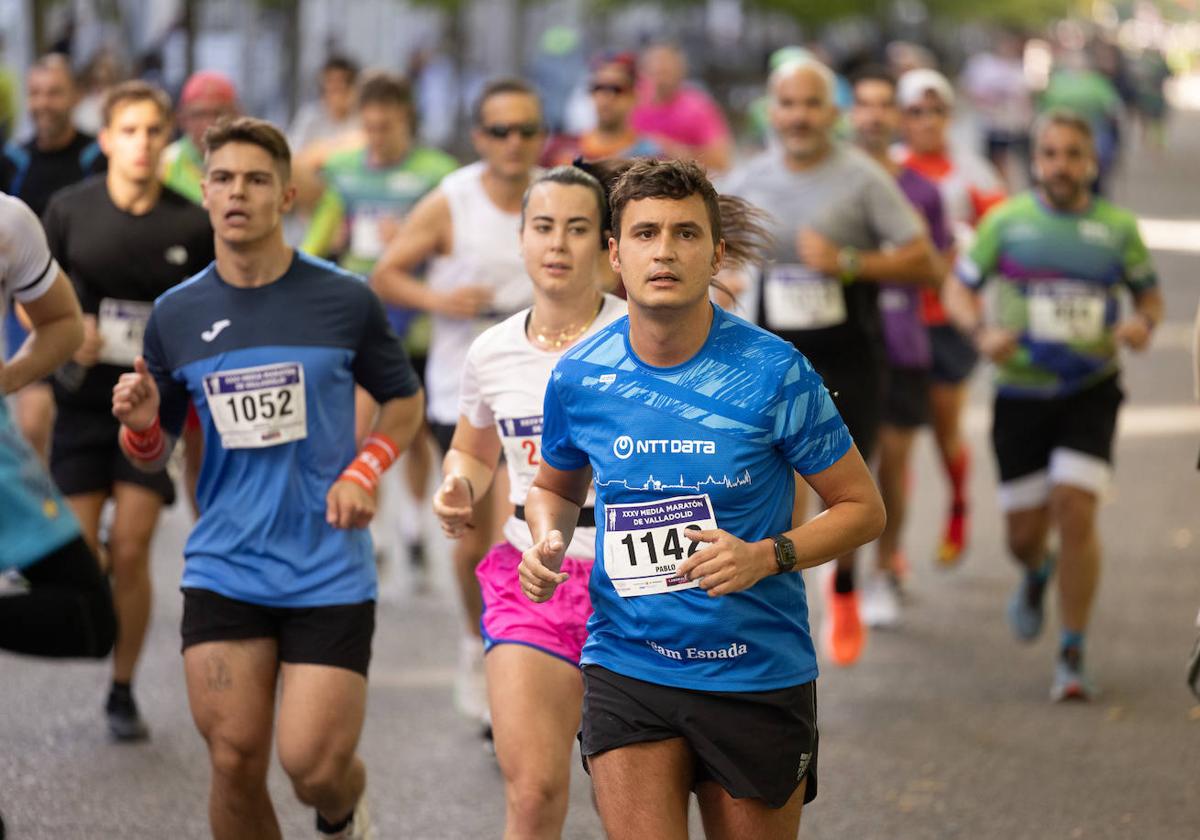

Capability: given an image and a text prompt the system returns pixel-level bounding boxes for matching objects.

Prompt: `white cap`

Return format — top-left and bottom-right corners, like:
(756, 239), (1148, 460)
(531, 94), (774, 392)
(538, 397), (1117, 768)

(897, 68), (955, 109)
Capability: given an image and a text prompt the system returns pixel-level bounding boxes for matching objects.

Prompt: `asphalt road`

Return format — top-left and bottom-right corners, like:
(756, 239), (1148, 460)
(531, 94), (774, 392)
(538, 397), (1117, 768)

(2, 113), (1199, 839)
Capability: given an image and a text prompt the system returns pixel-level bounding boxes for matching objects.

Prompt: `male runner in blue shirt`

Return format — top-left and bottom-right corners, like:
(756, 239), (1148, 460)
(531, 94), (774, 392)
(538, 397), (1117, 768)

(113, 117), (423, 840)
(519, 159), (886, 839)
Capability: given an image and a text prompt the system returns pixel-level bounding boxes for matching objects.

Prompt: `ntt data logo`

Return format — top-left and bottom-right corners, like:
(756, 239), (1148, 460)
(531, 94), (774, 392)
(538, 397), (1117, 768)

(612, 435), (716, 460)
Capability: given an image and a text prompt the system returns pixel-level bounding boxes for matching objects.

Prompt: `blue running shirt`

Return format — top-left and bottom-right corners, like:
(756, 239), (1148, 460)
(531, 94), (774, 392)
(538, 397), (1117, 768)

(142, 252), (420, 606)
(541, 305), (852, 691)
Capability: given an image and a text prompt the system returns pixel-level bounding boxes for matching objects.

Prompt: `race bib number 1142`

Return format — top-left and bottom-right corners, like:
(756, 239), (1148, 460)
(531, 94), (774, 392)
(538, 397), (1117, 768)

(602, 494), (715, 597)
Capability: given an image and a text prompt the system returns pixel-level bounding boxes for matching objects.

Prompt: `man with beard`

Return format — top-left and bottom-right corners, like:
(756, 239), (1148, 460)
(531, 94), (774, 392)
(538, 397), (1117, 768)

(949, 109), (1162, 701)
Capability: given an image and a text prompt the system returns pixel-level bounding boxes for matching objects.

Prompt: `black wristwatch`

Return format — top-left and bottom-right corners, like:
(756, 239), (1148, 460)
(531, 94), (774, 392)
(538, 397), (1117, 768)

(771, 534), (797, 574)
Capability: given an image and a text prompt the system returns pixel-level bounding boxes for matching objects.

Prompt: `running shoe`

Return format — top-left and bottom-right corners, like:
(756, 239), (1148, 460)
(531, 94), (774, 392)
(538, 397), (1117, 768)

(454, 635), (489, 723)
(316, 794), (375, 840)
(1007, 556), (1055, 642)
(861, 572), (900, 629)
(937, 502), (969, 568)
(822, 578), (866, 666)
(1050, 655), (1096, 702)
(1187, 634), (1200, 702)
(105, 688), (150, 742)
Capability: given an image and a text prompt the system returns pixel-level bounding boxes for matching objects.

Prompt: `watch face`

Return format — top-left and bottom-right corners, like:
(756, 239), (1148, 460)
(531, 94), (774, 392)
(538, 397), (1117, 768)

(775, 535), (797, 570)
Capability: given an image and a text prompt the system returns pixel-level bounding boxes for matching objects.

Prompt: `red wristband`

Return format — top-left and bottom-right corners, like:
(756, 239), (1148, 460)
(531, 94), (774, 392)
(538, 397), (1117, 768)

(121, 416), (165, 462)
(338, 432), (400, 493)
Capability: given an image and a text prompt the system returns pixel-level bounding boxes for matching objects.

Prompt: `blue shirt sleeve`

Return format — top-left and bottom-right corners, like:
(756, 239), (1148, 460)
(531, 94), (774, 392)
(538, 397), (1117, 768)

(539, 371), (589, 471)
(352, 284), (421, 403)
(773, 354), (853, 475)
(142, 309), (191, 437)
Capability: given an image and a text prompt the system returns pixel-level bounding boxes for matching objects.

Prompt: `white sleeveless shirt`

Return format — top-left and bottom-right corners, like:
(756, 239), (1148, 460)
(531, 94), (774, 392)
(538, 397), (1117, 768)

(424, 161), (534, 425)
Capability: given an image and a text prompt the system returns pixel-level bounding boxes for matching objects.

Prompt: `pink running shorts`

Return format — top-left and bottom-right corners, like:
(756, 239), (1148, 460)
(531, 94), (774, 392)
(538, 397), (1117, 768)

(477, 541), (594, 665)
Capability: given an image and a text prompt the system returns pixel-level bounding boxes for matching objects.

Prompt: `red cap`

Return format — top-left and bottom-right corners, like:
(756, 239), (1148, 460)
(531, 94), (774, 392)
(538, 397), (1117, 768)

(180, 71), (238, 107)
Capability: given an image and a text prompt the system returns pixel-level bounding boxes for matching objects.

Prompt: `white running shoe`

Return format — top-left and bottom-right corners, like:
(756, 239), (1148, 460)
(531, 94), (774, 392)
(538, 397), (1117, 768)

(317, 794), (374, 840)
(860, 573), (901, 629)
(454, 635), (489, 723)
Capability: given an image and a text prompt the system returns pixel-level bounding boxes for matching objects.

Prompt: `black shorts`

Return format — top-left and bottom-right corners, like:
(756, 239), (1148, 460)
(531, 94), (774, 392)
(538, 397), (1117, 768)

(929, 324), (978, 385)
(409, 353), (428, 390)
(50, 409), (175, 504)
(579, 665), (819, 809)
(805, 352), (883, 461)
(883, 366), (931, 429)
(180, 588), (375, 676)
(429, 421), (455, 456)
(992, 375), (1123, 505)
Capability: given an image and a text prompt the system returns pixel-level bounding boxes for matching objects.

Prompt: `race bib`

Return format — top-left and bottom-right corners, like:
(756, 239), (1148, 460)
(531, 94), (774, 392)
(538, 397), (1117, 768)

(97, 298), (153, 367)
(1027, 281), (1106, 343)
(203, 362), (307, 449)
(349, 212), (385, 261)
(763, 264), (847, 330)
(602, 494), (715, 597)
(498, 415), (542, 485)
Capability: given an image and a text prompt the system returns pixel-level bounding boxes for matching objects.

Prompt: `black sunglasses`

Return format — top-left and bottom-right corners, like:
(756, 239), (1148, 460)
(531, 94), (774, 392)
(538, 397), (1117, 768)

(481, 122), (542, 140)
(589, 82), (631, 95)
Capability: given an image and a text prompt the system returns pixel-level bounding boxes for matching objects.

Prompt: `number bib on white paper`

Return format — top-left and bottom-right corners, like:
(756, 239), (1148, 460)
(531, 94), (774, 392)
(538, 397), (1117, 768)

(497, 414), (542, 484)
(763, 264), (847, 330)
(97, 298), (153, 367)
(203, 362), (307, 449)
(1027, 281), (1106, 343)
(349, 212), (385, 261)
(602, 494), (716, 597)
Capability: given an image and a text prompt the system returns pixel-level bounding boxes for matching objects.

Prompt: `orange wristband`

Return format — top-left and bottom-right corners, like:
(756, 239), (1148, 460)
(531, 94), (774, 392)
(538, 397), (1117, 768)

(121, 416), (165, 462)
(339, 432), (400, 493)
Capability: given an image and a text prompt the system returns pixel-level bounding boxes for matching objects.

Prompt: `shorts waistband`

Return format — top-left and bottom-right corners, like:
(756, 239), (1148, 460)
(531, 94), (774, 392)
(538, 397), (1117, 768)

(514, 505), (596, 529)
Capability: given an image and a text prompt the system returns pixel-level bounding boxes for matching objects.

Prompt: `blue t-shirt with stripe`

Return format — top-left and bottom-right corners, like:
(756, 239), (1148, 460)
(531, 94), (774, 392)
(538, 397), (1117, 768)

(541, 305), (852, 691)
(143, 251), (420, 607)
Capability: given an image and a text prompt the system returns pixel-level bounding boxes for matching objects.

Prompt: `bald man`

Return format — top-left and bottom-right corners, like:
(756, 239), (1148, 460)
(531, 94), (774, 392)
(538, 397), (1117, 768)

(721, 59), (941, 667)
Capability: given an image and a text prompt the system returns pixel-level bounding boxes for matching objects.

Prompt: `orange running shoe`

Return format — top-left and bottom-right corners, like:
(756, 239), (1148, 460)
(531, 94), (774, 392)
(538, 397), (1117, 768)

(937, 502), (968, 568)
(822, 577), (866, 666)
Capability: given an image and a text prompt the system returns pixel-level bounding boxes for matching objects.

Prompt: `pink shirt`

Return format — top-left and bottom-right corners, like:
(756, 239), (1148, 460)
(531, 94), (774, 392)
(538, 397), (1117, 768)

(632, 85), (730, 149)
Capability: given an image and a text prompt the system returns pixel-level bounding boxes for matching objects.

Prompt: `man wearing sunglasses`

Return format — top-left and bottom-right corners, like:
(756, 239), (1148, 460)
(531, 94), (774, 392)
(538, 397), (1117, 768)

(543, 52), (664, 167)
(896, 68), (1006, 573)
(372, 77), (544, 740)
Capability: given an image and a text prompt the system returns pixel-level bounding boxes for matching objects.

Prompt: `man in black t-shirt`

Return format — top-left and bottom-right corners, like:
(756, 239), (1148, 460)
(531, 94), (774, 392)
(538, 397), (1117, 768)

(43, 80), (213, 742)
(1, 54), (107, 460)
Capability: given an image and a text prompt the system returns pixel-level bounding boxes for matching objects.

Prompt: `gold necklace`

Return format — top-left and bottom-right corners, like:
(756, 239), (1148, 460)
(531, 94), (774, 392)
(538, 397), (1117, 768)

(528, 297), (604, 350)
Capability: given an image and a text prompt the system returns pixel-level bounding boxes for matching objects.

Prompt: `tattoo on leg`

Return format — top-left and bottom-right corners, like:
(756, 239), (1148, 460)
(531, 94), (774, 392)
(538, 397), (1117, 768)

(206, 652), (233, 692)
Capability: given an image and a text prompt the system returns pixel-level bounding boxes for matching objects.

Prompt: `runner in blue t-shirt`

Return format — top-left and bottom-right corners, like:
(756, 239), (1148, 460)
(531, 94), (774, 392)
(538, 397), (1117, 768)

(519, 159), (885, 838)
(112, 118), (423, 840)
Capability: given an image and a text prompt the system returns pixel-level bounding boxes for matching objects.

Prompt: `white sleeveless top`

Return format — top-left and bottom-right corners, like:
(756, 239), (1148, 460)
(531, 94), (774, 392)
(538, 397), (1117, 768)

(424, 161), (534, 425)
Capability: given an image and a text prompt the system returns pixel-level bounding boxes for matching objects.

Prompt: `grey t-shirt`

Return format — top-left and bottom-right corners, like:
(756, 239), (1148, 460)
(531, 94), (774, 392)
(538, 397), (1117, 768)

(721, 144), (922, 354)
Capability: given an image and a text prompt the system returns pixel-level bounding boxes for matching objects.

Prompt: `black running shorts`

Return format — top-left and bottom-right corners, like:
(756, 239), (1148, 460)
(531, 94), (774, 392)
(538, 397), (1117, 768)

(882, 366), (931, 429)
(579, 665), (819, 809)
(991, 374), (1123, 484)
(929, 324), (979, 385)
(805, 350), (883, 462)
(51, 408), (175, 504)
(180, 588), (375, 676)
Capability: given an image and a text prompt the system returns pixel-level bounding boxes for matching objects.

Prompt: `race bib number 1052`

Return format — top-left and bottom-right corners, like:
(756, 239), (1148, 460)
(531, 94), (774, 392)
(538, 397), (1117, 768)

(203, 362), (307, 449)
(602, 494), (716, 597)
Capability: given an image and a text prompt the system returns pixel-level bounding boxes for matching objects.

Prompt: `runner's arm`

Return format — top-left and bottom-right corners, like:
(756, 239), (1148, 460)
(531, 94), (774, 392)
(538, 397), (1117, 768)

(300, 188), (346, 258)
(371, 390), (426, 454)
(524, 461), (593, 562)
(852, 235), (942, 286)
(369, 189), (451, 312)
(2, 270), (83, 394)
(783, 446), (886, 570)
(442, 419), (503, 503)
